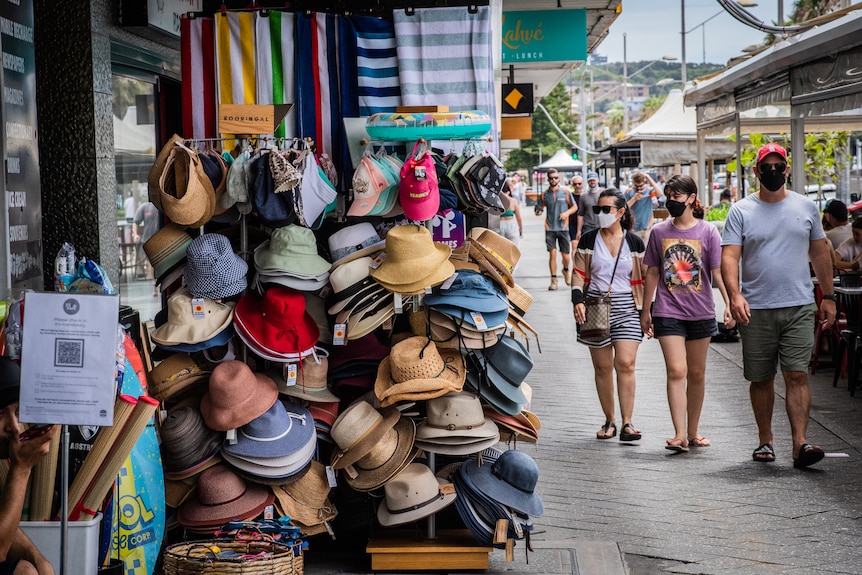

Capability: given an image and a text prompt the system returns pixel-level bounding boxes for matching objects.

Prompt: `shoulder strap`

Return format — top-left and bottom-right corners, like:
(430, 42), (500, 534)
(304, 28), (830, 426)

(605, 233), (625, 297)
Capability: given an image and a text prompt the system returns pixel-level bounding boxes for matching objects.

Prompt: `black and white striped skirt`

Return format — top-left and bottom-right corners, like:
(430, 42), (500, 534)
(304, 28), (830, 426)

(577, 289), (643, 348)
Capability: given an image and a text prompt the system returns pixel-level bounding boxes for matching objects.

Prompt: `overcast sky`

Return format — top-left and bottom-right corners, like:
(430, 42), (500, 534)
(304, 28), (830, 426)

(596, 0), (794, 65)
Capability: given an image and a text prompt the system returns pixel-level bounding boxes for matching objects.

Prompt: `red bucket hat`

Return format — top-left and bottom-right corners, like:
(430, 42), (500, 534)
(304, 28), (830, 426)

(234, 286), (320, 356)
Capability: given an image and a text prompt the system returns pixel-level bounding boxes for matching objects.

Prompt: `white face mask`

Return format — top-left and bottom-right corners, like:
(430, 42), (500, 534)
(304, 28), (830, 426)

(597, 212), (618, 228)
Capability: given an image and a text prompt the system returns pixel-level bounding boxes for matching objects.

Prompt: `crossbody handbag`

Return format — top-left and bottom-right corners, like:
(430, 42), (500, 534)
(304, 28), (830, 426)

(578, 233), (624, 342)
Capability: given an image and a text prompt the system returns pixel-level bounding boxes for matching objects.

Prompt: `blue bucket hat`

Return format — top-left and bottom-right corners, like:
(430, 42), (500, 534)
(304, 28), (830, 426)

(223, 400), (315, 460)
(425, 270), (509, 314)
(185, 233), (248, 300)
(462, 449), (543, 517)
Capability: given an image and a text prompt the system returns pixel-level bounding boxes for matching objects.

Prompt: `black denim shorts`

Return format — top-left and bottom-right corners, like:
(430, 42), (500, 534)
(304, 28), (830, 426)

(653, 316), (718, 340)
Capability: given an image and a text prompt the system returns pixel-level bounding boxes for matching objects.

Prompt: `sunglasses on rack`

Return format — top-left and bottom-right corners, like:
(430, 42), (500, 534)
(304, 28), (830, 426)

(759, 162), (786, 172)
(592, 205), (618, 214)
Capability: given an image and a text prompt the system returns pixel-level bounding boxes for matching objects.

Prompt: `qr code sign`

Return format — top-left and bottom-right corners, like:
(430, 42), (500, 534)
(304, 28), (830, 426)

(54, 338), (84, 368)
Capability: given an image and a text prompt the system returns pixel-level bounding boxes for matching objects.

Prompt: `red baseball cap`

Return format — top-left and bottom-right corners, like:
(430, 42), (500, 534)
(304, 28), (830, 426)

(756, 143), (787, 165)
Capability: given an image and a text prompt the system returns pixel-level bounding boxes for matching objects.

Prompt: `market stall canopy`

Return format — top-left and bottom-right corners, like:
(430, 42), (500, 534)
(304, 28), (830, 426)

(613, 89), (734, 167)
(534, 149), (584, 172)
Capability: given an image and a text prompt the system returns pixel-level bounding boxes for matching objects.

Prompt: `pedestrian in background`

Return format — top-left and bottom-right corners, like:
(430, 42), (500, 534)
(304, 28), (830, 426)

(535, 168), (577, 291)
(624, 172), (663, 243)
(498, 183), (523, 246)
(832, 217), (862, 271)
(641, 175), (734, 453)
(721, 143), (835, 468)
(577, 171), (604, 240)
(569, 174), (584, 254)
(572, 189), (646, 442)
(822, 199), (851, 250)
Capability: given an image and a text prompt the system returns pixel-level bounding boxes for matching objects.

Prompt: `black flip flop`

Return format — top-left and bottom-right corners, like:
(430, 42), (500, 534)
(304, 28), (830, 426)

(793, 443), (825, 469)
(620, 423), (642, 442)
(752, 443), (775, 462)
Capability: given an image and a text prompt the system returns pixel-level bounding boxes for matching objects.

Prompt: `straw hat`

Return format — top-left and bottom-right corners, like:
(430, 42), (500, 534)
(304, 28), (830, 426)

(329, 400), (400, 470)
(150, 287), (235, 347)
(156, 146), (216, 228)
(200, 360), (279, 431)
(143, 224), (193, 282)
(345, 416), (419, 492)
(273, 354), (339, 403)
(370, 225), (454, 294)
(376, 463), (457, 527)
(164, 477), (197, 509)
(414, 392), (499, 456)
(507, 283), (533, 316)
(272, 461), (337, 536)
(148, 353), (211, 402)
(148, 134), (184, 211)
(374, 336), (466, 407)
(468, 228), (521, 293)
(177, 464), (274, 528)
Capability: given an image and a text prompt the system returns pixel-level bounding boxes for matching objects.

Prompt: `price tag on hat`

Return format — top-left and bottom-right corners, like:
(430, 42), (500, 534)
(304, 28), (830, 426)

(191, 298), (206, 320)
(394, 292), (403, 314)
(333, 324), (347, 346)
(470, 311), (486, 328)
(325, 465), (338, 488)
(284, 364), (297, 386)
(440, 272), (458, 291)
(369, 252), (386, 269)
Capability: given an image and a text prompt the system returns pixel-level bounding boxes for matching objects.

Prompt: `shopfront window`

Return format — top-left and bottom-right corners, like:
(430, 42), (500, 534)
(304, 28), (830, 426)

(113, 73), (161, 322)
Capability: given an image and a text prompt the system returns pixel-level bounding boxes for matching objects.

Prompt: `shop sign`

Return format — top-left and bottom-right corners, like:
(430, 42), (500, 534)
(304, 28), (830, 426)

(1, 0), (42, 290)
(502, 9), (587, 64)
(432, 210), (466, 250)
(147, 0), (202, 37)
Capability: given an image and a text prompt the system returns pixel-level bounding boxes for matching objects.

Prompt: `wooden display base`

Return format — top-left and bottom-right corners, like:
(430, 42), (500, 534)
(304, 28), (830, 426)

(367, 529), (492, 571)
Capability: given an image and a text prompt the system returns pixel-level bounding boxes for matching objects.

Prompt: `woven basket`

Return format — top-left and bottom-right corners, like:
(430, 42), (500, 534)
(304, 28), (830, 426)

(163, 540), (304, 575)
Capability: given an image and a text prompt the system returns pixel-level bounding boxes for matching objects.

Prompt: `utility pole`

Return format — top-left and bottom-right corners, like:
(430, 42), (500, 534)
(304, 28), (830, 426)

(680, 0), (687, 85)
(623, 33), (628, 134)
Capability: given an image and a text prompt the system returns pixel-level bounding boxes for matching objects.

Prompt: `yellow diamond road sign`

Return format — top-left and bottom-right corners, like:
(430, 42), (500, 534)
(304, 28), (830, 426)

(505, 89), (523, 110)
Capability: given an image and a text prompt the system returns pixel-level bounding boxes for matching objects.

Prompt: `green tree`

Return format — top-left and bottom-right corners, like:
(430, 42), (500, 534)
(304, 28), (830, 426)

(638, 94), (666, 123)
(503, 82), (579, 172)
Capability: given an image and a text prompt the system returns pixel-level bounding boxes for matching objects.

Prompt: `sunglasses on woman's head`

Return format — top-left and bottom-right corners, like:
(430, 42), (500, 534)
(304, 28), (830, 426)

(592, 205), (617, 214)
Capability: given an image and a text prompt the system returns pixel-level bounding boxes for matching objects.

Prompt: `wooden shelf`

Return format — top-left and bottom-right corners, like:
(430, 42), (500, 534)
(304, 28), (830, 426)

(367, 529), (492, 571)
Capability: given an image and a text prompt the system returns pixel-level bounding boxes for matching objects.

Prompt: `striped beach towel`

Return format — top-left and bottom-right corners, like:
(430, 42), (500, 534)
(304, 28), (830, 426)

(180, 15), (216, 140)
(353, 16), (401, 116)
(255, 10), (296, 139)
(394, 7), (496, 150)
(215, 11), (257, 106)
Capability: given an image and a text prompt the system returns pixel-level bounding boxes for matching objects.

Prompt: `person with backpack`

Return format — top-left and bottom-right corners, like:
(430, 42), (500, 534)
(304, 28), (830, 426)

(535, 169), (577, 291)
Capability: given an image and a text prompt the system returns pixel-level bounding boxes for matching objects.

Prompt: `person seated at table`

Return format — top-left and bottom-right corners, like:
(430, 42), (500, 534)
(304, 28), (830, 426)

(833, 218), (862, 272)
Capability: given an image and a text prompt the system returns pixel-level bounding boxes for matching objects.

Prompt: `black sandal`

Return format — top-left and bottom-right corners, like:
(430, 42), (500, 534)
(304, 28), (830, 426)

(596, 421), (617, 439)
(620, 423), (642, 442)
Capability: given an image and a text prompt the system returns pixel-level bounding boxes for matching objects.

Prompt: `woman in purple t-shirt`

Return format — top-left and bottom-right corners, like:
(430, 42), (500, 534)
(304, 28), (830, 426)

(640, 175), (735, 453)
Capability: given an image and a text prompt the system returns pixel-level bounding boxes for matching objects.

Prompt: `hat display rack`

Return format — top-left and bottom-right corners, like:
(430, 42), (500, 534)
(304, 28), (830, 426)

(142, 83), (540, 569)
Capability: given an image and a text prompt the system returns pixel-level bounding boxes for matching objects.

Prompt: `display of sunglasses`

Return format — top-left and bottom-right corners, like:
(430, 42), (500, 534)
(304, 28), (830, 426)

(591, 205), (617, 214)
(760, 162), (786, 172)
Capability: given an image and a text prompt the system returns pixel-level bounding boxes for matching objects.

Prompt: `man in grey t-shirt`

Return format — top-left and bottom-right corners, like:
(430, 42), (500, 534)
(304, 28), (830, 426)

(721, 143), (835, 469)
(577, 171), (603, 238)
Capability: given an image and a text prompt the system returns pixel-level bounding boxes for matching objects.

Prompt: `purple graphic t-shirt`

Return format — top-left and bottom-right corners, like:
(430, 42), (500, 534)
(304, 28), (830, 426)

(643, 219), (722, 321)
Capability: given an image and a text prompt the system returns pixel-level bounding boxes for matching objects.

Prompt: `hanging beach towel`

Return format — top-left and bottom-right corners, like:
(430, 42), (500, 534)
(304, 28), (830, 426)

(216, 11), (257, 106)
(255, 10), (296, 139)
(353, 15), (402, 116)
(181, 15), (217, 140)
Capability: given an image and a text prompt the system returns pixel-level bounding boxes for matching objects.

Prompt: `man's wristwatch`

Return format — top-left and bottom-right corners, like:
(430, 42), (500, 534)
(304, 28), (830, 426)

(821, 294), (837, 301)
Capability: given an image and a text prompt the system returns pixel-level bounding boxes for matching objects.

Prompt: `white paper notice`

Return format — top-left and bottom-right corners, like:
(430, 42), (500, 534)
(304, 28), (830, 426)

(18, 292), (119, 426)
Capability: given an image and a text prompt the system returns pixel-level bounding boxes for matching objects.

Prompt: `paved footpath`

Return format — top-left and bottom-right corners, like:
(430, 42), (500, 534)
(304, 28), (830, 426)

(303, 214), (862, 575)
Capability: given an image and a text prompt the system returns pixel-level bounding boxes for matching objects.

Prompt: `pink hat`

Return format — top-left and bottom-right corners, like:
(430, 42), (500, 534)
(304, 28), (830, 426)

(177, 464), (274, 528)
(200, 361), (279, 431)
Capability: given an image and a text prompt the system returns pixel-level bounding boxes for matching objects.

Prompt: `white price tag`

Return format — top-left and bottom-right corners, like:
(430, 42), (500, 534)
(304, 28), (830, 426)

(284, 363), (297, 386)
(333, 323), (347, 345)
(440, 272), (458, 291)
(470, 311), (486, 328)
(325, 465), (338, 488)
(191, 298), (206, 320)
(226, 428), (238, 445)
(394, 292), (403, 314)
(369, 252), (387, 269)
(264, 505), (274, 520)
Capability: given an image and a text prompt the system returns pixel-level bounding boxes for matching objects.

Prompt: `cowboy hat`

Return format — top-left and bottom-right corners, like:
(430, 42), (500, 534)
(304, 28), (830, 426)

(329, 400), (400, 470)
(374, 336), (466, 408)
(414, 392), (500, 456)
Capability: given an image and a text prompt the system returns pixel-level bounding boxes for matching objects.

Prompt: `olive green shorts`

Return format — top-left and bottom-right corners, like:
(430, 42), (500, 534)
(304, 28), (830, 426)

(738, 304), (816, 382)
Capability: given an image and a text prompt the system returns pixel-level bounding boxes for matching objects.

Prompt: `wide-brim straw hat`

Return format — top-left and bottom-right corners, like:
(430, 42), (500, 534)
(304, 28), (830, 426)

(148, 353), (211, 403)
(370, 225), (454, 293)
(468, 228), (521, 294)
(345, 416), (419, 492)
(144, 224), (194, 282)
(150, 287), (235, 346)
(507, 283), (533, 316)
(272, 460), (337, 531)
(164, 477), (197, 509)
(375, 336), (465, 407)
(148, 133), (184, 211)
(376, 463), (457, 527)
(329, 400), (400, 470)
(157, 146), (216, 228)
(177, 464), (274, 528)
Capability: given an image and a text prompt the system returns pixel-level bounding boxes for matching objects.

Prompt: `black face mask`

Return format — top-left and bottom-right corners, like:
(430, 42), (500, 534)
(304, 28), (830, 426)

(665, 199), (688, 218)
(760, 170), (786, 192)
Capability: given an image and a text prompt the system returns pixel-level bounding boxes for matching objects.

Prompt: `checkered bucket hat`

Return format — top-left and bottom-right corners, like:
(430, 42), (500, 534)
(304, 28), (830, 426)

(185, 233), (248, 299)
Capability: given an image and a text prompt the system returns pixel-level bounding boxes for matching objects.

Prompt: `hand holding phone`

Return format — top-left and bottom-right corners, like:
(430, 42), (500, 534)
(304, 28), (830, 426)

(19, 423), (53, 441)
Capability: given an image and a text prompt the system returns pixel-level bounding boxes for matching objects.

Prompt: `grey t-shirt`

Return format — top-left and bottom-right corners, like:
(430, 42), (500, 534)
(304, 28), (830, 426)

(578, 189), (602, 235)
(721, 191), (825, 309)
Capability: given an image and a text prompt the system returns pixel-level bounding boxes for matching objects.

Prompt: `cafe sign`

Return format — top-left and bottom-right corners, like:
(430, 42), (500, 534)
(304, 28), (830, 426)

(502, 9), (587, 64)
